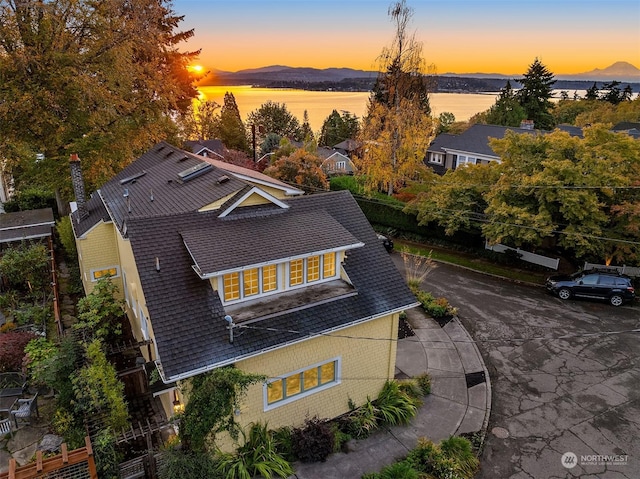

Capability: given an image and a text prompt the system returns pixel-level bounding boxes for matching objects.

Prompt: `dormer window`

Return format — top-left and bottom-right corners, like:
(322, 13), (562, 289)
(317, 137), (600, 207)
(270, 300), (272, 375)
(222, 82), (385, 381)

(219, 252), (339, 305)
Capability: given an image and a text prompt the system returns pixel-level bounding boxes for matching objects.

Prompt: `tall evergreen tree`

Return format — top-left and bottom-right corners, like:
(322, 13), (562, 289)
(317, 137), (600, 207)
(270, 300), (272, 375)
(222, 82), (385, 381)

(0, 0), (201, 194)
(217, 92), (248, 152)
(485, 80), (526, 127)
(300, 110), (315, 143)
(585, 82), (600, 100)
(319, 110), (359, 146)
(515, 58), (556, 130)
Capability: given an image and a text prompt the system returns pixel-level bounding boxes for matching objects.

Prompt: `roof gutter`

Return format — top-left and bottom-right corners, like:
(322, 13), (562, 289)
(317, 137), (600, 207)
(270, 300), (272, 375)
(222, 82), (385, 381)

(157, 302), (419, 384)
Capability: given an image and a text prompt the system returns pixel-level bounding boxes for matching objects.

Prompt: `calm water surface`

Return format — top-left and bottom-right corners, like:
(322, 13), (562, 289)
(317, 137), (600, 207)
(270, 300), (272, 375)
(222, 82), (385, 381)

(198, 85), (498, 133)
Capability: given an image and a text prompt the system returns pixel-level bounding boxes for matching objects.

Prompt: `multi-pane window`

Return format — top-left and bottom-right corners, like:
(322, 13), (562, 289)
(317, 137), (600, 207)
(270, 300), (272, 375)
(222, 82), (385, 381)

(244, 268), (259, 297)
(307, 256), (320, 282)
(265, 359), (340, 408)
(290, 259), (304, 286)
(221, 252), (340, 304)
(323, 252), (336, 278)
(91, 266), (120, 281)
(223, 272), (240, 301)
(263, 264), (277, 292)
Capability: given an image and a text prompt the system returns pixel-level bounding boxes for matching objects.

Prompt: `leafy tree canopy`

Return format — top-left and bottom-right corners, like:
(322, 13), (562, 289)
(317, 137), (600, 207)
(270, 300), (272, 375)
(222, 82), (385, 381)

(264, 148), (328, 192)
(0, 0), (202, 195)
(246, 101), (302, 147)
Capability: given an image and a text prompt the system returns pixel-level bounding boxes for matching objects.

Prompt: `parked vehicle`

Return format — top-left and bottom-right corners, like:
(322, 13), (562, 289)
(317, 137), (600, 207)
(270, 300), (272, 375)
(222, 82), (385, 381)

(545, 269), (635, 307)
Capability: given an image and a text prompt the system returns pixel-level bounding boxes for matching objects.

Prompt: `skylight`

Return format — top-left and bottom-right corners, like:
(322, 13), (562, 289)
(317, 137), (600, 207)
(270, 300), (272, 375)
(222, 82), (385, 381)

(178, 162), (213, 182)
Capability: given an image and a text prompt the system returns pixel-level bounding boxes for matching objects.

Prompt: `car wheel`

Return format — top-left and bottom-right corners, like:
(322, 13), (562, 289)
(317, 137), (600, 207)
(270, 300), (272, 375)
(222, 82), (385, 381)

(558, 288), (571, 300)
(610, 294), (623, 307)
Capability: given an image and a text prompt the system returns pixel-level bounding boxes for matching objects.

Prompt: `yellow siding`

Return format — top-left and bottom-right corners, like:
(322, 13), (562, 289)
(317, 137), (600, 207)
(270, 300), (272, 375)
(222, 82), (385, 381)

(210, 313), (399, 450)
(76, 222), (122, 297)
(116, 232), (157, 362)
(238, 192), (270, 207)
(199, 191), (242, 212)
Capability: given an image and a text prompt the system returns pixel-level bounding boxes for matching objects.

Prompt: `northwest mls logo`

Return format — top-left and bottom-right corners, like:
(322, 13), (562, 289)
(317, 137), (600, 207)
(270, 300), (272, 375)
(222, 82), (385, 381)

(561, 452), (578, 469)
(561, 451), (629, 469)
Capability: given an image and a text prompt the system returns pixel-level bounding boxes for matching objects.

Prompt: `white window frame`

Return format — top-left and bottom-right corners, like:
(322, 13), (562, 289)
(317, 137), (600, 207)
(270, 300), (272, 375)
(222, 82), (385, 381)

(263, 357), (341, 411)
(429, 153), (443, 164)
(336, 160), (346, 170)
(219, 253), (340, 305)
(90, 265), (121, 282)
(139, 305), (149, 341)
(456, 155), (476, 167)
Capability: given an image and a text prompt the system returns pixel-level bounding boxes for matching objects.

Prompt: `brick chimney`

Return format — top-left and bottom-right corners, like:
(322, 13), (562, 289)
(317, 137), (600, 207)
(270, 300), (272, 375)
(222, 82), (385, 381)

(69, 153), (89, 219)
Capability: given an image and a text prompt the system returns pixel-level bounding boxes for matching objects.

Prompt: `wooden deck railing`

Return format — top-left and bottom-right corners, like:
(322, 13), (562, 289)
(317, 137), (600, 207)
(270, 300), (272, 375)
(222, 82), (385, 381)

(0, 436), (97, 479)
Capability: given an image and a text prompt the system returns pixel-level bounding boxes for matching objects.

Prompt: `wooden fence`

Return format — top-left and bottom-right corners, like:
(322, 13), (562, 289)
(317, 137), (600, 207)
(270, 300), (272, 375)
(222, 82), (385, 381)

(0, 437), (97, 479)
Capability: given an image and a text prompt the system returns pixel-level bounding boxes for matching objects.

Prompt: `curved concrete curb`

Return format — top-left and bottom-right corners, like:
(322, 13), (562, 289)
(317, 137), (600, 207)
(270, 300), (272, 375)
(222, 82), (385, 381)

(449, 316), (492, 446)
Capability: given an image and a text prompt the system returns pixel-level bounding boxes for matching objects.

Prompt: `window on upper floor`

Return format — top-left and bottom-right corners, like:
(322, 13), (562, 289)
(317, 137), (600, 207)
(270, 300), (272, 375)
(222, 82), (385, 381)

(220, 252), (340, 305)
(264, 357), (340, 410)
(91, 266), (121, 282)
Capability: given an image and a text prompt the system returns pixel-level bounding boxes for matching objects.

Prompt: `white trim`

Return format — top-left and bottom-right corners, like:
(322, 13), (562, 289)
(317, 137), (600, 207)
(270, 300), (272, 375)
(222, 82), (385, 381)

(90, 265), (121, 282)
(194, 147), (225, 159)
(123, 270), (130, 307)
(263, 357), (341, 411)
(194, 244), (362, 280)
(228, 172), (304, 196)
(140, 305), (150, 341)
(219, 253), (341, 306)
(218, 186), (289, 218)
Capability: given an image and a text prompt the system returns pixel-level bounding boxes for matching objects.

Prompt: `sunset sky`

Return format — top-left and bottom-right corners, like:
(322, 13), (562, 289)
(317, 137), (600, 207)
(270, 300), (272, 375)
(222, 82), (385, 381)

(173, 0), (640, 76)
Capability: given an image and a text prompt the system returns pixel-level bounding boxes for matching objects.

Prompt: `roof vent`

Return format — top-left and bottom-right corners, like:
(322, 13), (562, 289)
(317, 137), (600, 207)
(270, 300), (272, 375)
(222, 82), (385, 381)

(178, 162), (213, 182)
(178, 156), (189, 162)
(157, 145), (165, 152)
(164, 151), (174, 158)
(217, 175), (230, 184)
(120, 171), (146, 185)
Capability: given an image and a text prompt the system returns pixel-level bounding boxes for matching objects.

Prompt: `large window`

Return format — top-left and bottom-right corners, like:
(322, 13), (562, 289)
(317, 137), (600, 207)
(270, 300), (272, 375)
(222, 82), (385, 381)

(221, 253), (340, 304)
(265, 358), (340, 410)
(430, 153), (443, 164)
(91, 266), (120, 282)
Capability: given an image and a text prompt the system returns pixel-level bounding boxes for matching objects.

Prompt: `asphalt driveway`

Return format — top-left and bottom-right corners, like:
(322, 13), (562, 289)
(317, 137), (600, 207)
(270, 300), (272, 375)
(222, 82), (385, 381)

(392, 253), (640, 478)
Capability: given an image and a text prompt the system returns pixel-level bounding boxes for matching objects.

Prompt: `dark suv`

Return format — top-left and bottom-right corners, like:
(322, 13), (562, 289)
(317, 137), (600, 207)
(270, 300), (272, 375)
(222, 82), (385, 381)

(545, 269), (635, 307)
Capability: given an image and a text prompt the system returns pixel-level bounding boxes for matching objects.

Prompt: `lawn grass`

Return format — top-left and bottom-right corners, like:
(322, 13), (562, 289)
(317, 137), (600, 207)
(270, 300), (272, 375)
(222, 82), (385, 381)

(394, 239), (550, 285)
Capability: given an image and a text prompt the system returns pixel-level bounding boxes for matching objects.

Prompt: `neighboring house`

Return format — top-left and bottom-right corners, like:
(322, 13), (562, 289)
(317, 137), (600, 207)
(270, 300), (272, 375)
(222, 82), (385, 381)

(184, 139), (226, 159)
(424, 122), (584, 173)
(611, 122), (640, 139)
(0, 208), (55, 251)
(315, 147), (357, 176)
(333, 139), (362, 157)
(70, 142), (417, 444)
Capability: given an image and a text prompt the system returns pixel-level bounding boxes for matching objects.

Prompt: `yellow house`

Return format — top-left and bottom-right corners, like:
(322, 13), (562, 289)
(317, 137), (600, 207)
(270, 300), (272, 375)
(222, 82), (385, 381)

(70, 142), (417, 441)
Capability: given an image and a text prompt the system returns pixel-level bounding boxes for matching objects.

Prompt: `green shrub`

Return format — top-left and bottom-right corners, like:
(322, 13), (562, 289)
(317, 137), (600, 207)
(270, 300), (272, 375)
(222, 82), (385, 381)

(331, 422), (352, 453)
(415, 373), (432, 395)
(215, 422), (293, 479)
(24, 337), (58, 387)
(56, 216), (78, 261)
(0, 242), (49, 293)
(378, 460), (420, 479)
(93, 428), (122, 479)
(395, 379), (423, 401)
(13, 303), (52, 326)
(375, 381), (419, 426)
(292, 416), (335, 463)
(343, 398), (379, 439)
(158, 448), (221, 479)
(439, 436), (479, 478)
(271, 426), (295, 462)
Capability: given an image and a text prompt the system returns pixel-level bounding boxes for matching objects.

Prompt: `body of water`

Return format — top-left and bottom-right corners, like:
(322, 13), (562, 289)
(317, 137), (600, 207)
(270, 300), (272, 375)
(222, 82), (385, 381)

(198, 85), (499, 133)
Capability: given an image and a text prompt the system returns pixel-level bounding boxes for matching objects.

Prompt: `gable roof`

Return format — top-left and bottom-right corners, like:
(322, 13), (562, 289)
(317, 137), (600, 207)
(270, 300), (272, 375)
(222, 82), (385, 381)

(184, 139), (225, 158)
(71, 142), (303, 233)
(127, 190), (416, 382)
(72, 142), (417, 382)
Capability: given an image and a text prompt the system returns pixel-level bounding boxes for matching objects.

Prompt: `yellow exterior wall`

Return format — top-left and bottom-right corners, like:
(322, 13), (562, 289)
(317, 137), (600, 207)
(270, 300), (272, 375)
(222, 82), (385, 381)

(76, 221), (122, 297)
(115, 232), (157, 362)
(210, 313), (399, 449)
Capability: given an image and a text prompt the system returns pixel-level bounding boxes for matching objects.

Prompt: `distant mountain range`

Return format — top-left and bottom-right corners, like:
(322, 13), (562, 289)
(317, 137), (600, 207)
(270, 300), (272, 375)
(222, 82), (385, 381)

(201, 62), (640, 92)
